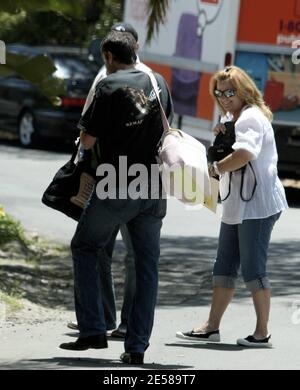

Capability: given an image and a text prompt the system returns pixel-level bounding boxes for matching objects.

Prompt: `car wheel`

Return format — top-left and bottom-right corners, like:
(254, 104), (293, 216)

(19, 111), (39, 147)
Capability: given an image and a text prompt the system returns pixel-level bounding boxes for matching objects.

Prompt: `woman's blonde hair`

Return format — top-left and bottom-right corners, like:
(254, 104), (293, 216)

(209, 65), (273, 121)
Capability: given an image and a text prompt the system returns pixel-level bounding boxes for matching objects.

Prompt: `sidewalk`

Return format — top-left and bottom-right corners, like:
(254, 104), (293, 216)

(1, 236), (300, 370)
(0, 299), (299, 370)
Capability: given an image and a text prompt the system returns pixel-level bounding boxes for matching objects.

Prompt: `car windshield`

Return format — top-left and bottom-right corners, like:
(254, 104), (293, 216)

(53, 55), (98, 80)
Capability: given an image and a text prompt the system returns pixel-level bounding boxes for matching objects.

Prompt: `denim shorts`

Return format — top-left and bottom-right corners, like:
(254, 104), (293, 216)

(213, 212), (281, 292)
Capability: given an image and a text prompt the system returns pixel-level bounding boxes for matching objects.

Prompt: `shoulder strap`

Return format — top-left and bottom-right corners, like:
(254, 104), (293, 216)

(143, 70), (170, 134)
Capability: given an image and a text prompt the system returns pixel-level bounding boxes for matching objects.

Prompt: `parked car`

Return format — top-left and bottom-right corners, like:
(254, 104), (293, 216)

(274, 124), (300, 178)
(0, 44), (100, 147)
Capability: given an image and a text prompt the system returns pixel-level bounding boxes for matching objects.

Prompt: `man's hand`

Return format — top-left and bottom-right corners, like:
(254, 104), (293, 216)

(80, 131), (97, 150)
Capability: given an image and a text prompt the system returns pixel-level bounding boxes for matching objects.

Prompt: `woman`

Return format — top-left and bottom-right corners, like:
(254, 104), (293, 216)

(177, 66), (288, 347)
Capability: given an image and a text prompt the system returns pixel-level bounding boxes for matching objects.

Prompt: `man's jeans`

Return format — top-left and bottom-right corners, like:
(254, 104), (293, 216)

(71, 190), (166, 353)
(97, 225), (119, 330)
(98, 223), (136, 330)
(119, 224), (136, 325)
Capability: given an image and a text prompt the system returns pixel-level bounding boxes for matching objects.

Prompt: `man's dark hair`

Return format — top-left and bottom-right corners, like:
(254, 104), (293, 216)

(101, 30), (137, 65)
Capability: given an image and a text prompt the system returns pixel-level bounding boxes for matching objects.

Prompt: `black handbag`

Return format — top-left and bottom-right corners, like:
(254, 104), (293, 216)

(41, 142), (98, 221)
(207, 121), (257, 202)
(207, 121), (236, 163)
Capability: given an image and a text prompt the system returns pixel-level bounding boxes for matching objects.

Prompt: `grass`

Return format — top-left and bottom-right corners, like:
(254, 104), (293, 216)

(0, 291), (24, 316)
(0, 206), (69, 314)
(0, 205), (68, 263)
(0, 207), (28, 247)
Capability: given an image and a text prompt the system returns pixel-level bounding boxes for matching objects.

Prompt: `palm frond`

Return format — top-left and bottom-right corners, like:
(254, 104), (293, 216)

(146, 0), (170, 44)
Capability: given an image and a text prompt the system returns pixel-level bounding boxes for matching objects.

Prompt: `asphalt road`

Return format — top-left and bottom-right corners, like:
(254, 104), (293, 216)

(1, 141), (300, 371)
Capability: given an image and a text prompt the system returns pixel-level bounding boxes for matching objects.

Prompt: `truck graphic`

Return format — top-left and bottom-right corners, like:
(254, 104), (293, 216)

(124, 0), (300, 175)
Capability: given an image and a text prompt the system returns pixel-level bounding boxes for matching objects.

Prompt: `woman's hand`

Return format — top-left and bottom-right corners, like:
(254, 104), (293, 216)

(213, 123), (226, 136)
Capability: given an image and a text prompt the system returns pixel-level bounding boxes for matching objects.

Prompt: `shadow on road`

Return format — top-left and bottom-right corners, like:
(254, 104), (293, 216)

(0, 357), (193, 370)
(156, 237), (300, 306)
(165, 342), (246, 351)
(1, 236), (299, 310)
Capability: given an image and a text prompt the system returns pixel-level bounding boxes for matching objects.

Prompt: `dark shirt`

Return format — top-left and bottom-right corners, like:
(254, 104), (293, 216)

(78, 68), (173, 176)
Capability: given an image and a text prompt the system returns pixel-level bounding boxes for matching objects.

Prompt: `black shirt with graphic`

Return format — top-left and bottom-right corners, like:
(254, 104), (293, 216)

(78, 68), (173, 177)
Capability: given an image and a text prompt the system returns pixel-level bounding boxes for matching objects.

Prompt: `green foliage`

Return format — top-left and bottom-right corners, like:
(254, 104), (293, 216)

(0, 291), (24, 314)
(0, 211), (28, 248)
(0, 10), (26, 38)
(0, 0), (170, 47)
(0, 0), (84, 18)
(0, 1), (124, 46)
(0, 10), (88, 46)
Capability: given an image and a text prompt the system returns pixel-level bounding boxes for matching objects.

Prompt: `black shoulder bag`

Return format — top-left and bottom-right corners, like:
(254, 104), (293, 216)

(41, 141), (100, 221)
(207, 121), (257, 202)
(207, 121), (236, 163)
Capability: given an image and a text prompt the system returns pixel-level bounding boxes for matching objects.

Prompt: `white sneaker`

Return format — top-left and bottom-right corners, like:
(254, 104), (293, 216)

(176, 329), (220, 342)
(237, 334), (272, 348)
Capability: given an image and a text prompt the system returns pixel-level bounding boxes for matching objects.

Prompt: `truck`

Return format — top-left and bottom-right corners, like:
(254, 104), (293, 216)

(124, 0), (300, 177)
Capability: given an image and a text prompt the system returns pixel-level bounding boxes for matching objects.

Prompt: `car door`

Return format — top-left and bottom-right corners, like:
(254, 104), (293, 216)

(0, 74), (33, 133)
(275, 124), (300, 176)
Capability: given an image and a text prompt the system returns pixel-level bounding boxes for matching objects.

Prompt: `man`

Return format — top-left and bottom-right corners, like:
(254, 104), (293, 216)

(59, 30), (173, 364)
(68, 23), (152, 338)
(82, 23), (152, 116)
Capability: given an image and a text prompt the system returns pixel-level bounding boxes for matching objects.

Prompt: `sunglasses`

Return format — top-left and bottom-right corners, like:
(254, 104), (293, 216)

(214, 89), (236, 98)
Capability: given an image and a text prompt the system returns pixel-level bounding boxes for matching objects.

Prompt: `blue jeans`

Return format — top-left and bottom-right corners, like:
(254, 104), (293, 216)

(213, 213), (281, 292)
(120, 224), (136, 325)
(71, 189), (166, 353)
(98, 223), (136, 330)
(98, 225), (119, 330)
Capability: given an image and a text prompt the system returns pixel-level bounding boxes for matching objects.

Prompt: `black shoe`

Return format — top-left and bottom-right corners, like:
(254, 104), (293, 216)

(176, 329), (220, 342)
(237, 334), (272, 348)
(59, 334), (108, 351)
(120, 352), (144, 365)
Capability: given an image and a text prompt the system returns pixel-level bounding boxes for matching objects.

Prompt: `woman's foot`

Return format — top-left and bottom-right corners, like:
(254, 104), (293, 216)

(237, 334), (272, 348)
(176, 323), (220, 343)
(192, 323), (218, 334)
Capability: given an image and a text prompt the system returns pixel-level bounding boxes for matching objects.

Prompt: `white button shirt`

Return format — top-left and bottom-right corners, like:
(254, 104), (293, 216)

(219, 106), (288, 225)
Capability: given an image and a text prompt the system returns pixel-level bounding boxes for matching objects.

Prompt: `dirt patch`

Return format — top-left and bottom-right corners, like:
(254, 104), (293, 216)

(0, 238), (74, 326)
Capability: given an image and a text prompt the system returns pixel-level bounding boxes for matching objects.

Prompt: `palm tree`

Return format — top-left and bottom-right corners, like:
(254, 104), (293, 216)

(146, 0), (170, 43)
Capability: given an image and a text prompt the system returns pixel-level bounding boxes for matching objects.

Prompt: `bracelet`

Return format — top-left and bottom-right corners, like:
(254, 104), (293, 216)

(213, 161), (220, 176)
